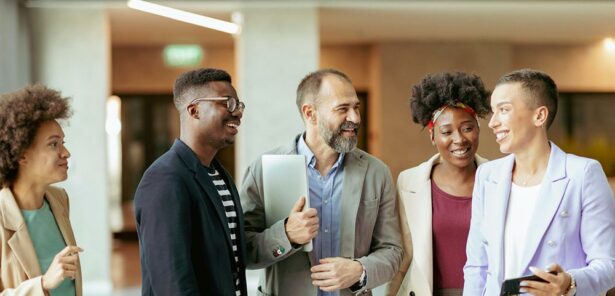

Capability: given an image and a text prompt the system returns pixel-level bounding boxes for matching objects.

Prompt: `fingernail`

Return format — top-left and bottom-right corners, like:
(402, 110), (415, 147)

(519, 288), (527, 293)
(529, 266), (538, 273)
(520, 281), (527, 286)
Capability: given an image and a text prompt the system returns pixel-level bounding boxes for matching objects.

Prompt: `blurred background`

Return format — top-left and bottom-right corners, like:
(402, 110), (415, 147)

(1, 0), (614, 295)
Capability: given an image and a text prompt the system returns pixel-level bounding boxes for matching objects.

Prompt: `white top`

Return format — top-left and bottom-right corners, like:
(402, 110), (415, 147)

(504, 182), (542, 279)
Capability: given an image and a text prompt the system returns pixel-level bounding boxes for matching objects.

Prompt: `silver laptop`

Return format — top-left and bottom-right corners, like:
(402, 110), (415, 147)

(262, 154), (313, 252)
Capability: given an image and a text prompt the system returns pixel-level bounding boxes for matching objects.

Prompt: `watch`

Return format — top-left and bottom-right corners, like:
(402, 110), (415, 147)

(350, 260), (367, 293)
(563, 272), (576, 296)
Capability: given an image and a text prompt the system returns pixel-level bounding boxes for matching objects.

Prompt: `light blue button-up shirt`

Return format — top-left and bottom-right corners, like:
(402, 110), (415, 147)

(297, 135), (345, 296)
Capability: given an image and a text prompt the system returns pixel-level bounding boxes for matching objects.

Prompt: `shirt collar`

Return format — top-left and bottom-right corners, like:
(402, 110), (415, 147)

(297, 133), (345, 170)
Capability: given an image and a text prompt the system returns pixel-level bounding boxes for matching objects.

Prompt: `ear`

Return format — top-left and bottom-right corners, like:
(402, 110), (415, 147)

(428, 128), (435, 145)
(301, 104), (317, 125)
(534, 106), (549, 127)
(17, 154), (28, 166)
(186, 103), (200, 119)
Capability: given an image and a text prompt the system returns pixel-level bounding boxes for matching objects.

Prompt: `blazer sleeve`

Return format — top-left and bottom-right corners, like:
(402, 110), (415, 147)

(0, 277), (46, 296)
(567, 160), (615, 295)
(134, 173), (200, 295)
(384, 184), (413, 296)
(239, 161), (302, 269)
(355, 166), (403, 290)
(463, 164), (488, 296)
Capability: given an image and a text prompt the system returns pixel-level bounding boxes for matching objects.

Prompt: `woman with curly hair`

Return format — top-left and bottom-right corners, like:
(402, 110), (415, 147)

(0, 85), (82, 296)
(386, 72), (490, 296)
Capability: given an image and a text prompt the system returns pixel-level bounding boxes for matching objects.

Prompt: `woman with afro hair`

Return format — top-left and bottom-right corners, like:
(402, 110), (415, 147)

(0, 85), (82, 296)
(386, 72), (490, 296)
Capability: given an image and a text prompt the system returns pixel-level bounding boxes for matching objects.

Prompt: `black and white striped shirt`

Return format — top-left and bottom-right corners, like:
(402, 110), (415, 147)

(207, 168), (242, 296)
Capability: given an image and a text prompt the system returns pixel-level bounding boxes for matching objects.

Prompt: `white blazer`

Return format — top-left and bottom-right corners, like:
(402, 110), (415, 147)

(386, 153), (488, 296)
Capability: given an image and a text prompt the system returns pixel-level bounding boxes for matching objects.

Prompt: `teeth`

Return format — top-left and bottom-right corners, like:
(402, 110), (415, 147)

(496, 131), (508, 140)
(226, 123), (239, 128)
(452, 148), (470, 156)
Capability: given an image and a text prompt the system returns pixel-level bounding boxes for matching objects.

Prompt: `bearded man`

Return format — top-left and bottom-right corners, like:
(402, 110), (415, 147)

(240, 69), (402, 296)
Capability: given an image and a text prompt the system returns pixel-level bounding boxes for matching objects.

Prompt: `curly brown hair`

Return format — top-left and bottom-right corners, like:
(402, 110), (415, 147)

(410, 72), (490, 127)
(0, 84), (72, 187)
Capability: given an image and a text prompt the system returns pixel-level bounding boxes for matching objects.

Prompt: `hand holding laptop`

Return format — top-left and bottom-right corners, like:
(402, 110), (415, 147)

(285, 196), (319, 245)
(262, 154), (314, 251)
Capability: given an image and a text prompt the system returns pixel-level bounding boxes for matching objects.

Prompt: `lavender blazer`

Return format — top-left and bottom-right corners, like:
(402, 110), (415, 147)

(464, 143), (615, 296)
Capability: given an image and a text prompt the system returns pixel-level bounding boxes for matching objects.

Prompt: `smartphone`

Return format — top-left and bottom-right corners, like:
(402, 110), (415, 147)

(500, 271), (558, 295)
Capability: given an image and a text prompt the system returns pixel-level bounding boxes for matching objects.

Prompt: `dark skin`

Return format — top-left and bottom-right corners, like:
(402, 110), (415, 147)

(180, 81), (243, 167)
(429, 108), (480, 197)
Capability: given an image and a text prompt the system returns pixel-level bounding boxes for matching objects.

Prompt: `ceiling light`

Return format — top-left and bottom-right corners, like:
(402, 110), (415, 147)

(127, 0), (240, 35)
(604, 38), (615, 52)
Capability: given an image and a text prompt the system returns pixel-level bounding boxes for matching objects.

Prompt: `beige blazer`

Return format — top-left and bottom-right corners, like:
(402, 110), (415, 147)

(386, 154), (487, 296)
(240, 135), (403, 296)
(0, 186), (82, 296)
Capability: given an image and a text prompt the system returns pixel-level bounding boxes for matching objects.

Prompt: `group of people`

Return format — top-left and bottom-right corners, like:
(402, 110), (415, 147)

(0, 67), (613, 296)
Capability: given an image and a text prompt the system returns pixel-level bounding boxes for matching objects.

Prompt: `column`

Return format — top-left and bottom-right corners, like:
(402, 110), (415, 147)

(234, 7), (319, 179)
(30, 8), (112, 295)
(0, 0), (30, 93)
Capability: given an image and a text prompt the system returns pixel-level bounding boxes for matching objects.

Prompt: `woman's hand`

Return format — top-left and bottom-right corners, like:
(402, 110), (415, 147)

(519, 264), (572, 296)
(42, 246), (83, 291)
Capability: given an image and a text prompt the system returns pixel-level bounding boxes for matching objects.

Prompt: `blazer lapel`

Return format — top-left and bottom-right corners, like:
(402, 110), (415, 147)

(1, 188), (42, 278)
(519, 143), (569, 272)
(44, 188), (83, 296)
(45, 189), (77, 246)
(405, 154), (438, 291)
(340, 151), (367, 258)
(490, 154), (515, 284)
(173, 139), (234, 251)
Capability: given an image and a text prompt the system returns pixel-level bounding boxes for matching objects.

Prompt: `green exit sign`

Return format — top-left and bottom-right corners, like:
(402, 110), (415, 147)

(163, 45), (204, 67)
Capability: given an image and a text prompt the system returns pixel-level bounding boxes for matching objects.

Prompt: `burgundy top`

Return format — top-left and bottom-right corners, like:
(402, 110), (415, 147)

(431, 180), (472, 289)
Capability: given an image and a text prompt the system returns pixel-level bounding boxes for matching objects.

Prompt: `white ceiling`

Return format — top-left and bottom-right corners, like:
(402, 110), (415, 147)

(27, 1), (615, 46)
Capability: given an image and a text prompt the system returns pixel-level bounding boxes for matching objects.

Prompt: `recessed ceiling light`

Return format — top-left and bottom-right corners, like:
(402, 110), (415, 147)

(127, 0), (240, 35)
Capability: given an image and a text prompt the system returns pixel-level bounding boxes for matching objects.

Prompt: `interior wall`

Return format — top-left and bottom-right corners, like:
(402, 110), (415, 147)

(513, 42), (615, 92)
(371, 42), (513, 178)
(112, 45), (235, 94)
(370, 41), (615, 179)
(320, 45), (370, 91)
(112, 45), (367, 93)
(112, 41), (615, 180)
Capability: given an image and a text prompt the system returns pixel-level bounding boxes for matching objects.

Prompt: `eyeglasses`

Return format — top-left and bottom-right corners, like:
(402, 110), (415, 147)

(189, 96), (245, 113)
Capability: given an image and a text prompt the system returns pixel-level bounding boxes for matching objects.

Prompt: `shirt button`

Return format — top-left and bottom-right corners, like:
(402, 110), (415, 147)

(547, 240), (557, 247)
(560, 210), (569, 218)
(324, 199), (329, 204)
(324, 228), (329, 233)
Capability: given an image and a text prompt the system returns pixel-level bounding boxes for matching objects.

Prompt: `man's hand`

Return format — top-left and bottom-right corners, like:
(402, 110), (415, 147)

(519, 264), (572, 296)
(285, 196), (318, 245)
(310, 257), (363, 292)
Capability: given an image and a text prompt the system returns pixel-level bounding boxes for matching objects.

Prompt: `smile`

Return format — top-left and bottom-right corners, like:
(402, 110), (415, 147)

(225, 121), (240, 130)
(451, 147), (471, 157)
(495, 130), (509, 142)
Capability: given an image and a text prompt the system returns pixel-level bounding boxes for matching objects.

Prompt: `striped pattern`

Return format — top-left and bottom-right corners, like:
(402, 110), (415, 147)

(208, 168), (242, 296)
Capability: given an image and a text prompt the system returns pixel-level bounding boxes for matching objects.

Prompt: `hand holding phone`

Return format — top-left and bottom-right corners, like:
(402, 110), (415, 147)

(500, 271), (558, 295)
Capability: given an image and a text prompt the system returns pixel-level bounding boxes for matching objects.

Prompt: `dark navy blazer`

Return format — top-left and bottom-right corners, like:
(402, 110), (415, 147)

(135, 139), (247, 296)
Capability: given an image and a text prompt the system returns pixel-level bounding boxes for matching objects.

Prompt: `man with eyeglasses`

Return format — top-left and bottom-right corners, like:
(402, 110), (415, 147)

(241, 69), (402, 296)
(134, 68), (247, 295)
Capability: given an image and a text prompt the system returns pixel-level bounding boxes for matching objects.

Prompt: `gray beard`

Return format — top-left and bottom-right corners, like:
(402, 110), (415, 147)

(318, 119), (359, 154)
